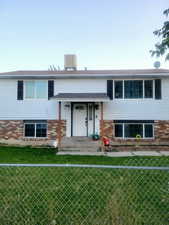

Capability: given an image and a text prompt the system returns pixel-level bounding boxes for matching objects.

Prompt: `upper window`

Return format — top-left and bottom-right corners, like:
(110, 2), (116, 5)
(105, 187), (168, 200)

(25, 81), (47, 99)
(115, 81), (123, 98)
(144, 80), (153, 98)
(124, 80), (143, 98)
(114, 80), (154, 99)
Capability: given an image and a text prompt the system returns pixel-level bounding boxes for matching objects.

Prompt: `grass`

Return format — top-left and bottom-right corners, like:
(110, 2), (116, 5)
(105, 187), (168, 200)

(0, 145), (169, 166)
(0, 145), (169, 224)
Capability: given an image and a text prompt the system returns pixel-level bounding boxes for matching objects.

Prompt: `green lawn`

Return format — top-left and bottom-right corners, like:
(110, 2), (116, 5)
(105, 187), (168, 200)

(0, 146), (169, 225)
(0, 145), (169, 166)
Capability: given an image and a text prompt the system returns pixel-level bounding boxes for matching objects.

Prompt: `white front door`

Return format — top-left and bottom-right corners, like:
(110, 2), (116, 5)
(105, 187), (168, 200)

(73, 103), (87, 136)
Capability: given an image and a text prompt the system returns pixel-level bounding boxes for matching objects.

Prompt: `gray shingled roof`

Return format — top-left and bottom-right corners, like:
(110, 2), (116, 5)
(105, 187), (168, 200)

(1, 69), (169, 80)
(0, 69), (169, 75)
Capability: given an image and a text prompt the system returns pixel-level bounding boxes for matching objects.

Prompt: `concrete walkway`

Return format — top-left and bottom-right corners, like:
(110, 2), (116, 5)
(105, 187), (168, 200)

(57, 151), (169, 157)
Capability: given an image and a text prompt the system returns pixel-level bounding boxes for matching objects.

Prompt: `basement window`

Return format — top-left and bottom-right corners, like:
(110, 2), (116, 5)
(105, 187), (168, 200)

(125, 124), (143, 138)
(24, 121), (47, 138)
(115, 124), (123, 137)
(115, 121), (154, 139)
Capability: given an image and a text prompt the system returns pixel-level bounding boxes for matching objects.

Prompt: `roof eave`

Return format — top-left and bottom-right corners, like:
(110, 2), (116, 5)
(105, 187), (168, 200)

(0, 73), (169, 79)
(50, 98), (110, 102)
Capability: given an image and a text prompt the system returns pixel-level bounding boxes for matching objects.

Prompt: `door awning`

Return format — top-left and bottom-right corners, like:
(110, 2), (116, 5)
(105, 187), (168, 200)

(51, 93), (110, 102)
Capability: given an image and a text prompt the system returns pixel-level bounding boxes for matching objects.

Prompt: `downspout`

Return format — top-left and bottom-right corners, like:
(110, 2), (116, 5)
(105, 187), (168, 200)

(100, 102), (104, 151)
(58, 101), (61, 149)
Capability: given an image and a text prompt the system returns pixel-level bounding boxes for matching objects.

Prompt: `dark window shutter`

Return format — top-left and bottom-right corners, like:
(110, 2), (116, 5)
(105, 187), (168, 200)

(17, 80), (23, 100)
(48, 80), (54, 99)
(107, 80), (113, 100)
(155, 79), (161, 99)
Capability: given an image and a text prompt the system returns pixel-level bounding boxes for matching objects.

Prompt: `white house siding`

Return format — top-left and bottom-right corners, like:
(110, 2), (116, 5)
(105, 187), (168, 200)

(54, 79), (106, 94)
(104, 78), (169, 121)
(0, 79), (58, 120)
(0, 77), (169, 122)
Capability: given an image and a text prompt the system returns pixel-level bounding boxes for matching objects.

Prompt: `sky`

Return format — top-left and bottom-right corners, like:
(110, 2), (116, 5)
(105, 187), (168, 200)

(0, 0), (169, 72)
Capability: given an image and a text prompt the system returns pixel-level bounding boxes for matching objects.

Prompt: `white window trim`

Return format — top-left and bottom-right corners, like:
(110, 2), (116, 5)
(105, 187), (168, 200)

(24, 122), (48, 138)
(115, 122), (154, 139)
(24, 80), (48, 100)
(113, 79), (155, 100)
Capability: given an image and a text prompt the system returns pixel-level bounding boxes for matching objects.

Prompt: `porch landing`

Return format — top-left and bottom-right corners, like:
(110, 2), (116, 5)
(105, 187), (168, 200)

(58, 137), (101, 152)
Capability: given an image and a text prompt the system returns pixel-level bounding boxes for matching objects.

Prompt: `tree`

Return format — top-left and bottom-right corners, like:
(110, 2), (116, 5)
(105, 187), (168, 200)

(150, 8), (169, 61)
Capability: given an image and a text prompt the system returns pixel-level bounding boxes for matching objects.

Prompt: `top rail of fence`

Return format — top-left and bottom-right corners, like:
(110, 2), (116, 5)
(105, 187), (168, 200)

(0, 163), (169, 170)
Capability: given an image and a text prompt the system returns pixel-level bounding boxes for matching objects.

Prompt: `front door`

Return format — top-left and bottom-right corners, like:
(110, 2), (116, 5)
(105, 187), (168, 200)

(73, 103), (87, 136)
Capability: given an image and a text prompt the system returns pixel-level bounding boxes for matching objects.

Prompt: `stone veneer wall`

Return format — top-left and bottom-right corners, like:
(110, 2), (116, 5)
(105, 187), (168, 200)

(154, 120), (169, 142)
(101, 120), (114, 138)
(101, 120), (169, 151)
(0, 120), (23, 140)
(48, 120), (66, 139)
(101, 120), (169, 142)
(0, 120), (66, 146)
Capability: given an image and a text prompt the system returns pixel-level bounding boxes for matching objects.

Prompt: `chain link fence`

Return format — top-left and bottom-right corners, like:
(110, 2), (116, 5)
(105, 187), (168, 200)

(0, 159), (169, 225)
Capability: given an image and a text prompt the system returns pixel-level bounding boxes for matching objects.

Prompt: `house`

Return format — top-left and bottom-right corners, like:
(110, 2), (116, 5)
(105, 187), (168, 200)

(0, 55), (169, 151)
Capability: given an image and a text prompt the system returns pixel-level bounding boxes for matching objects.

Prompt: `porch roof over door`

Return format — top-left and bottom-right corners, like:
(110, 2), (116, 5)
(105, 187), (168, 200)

(51, 92), (110, 102)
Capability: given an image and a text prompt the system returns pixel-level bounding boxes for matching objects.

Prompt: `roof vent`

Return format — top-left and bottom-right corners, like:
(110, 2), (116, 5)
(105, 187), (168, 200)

(64, 54), (77, 71)
(154, 61), (161, 69)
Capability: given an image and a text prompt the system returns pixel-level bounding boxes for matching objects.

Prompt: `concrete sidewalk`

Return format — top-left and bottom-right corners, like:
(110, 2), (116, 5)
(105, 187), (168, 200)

(57, 151), (169, 157)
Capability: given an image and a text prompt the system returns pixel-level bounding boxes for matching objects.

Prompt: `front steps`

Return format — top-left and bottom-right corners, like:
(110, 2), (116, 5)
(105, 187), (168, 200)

(58, 137), (101, 152)
(58, 137), (169, 152)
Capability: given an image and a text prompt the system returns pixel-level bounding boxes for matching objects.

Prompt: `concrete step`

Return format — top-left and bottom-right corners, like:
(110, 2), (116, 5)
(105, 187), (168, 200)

(59, 137), (101, 152)
(59, 147), (100, 152)
(61, 143), (100, 148)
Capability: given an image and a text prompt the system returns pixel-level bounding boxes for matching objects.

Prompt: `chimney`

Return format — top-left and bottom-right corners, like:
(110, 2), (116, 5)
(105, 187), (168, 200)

(64, 54), (77, 71)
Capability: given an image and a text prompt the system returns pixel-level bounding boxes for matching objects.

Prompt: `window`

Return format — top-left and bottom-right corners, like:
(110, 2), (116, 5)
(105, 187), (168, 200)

(36, 124), (47, 137)
(75, 105), (85, 110)
(124, 80), (143, 98)
(114, 80), (154, 99)
(155, 79), (161, 99)
(36, 81), (47, 98)
(115, 124), (123, 137)
(25, 81), (47, 99)
(88, 104), (93, 120)
(115, 121), (154, 138)
(25, 81), (35, 99)
(125, 124), (143, 138)
(145, 124), (153, 138)
(115, 81), (123, 98)
(24, 121), (47, 138)
(144, 80), (153, 98)
(25, 124), (35, 137)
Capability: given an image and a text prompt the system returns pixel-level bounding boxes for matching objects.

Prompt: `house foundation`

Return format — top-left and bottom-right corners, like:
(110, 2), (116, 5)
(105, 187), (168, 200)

(0, 119), (169, 150)
(100, 120), (169, 151)
(0, 120), (66, 146)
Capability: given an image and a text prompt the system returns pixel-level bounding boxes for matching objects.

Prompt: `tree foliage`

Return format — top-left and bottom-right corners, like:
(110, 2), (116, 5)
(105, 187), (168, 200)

(150, 8), (169, 61)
